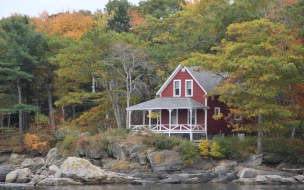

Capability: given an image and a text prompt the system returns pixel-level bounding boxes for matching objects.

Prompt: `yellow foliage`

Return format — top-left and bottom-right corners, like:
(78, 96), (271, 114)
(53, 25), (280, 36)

(198, 140), (209, 158)
(24, 133), (48, 154)
(210, 142), (223, 158)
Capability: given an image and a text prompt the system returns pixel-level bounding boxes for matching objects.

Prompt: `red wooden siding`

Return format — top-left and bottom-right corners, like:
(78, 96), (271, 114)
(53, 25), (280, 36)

(161, 68), (206, 105)
(207, 96), (232, 134)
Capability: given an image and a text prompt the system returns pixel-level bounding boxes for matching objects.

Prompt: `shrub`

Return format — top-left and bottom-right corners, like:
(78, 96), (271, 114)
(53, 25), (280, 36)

(210, 141), (224, 158)
(198, 140), (209, 158)
(212, 134), (256, 160)
(263, 137), (304, 163)
(179, 140), (200, 165)
(24, 133), (49, 155)
(62, 134), (78, 157)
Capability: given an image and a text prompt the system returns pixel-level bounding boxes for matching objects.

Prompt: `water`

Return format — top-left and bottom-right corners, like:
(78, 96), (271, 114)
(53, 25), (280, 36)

(0, 184), (304, 190)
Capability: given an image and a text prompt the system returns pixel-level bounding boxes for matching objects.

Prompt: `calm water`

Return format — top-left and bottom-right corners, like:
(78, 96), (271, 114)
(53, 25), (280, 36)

(0, 184), (304, 190)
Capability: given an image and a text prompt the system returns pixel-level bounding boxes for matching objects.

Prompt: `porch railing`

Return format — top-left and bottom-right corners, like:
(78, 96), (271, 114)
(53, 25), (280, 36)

(130, 124), (206, 133)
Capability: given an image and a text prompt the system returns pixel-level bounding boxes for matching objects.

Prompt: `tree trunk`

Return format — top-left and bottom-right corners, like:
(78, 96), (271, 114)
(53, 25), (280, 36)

(47, 84), (56, 134)
(17, 79), (23, 145)
(257, 113), (263, 154)
(72, 105), (76, 120)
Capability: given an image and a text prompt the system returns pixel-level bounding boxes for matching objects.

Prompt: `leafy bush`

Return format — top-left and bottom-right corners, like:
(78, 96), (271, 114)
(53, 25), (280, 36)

(62, 134), (78, 157)
(24, 133), (49, 155)
(263, 138), (304, 163)
(142, 133), (182, 150)
(179, 140), (200, 165)
(198, 140), (209, 158)
(212, 134), (257, 160)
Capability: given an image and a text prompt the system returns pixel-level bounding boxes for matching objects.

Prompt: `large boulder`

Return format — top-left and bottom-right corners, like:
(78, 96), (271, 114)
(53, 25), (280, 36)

(239, 154), (263, 167)
(5, 168), (31, 183)
(54, 157), (136, 184)
(148, 150), (183, 172)
(0, 165), (18, 182)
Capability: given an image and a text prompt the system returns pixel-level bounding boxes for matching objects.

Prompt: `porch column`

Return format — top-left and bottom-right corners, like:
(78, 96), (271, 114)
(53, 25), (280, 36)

(128, 110), (132, 129)
(168, 109), (172, 137)
(189, 109), (193, 141)
(160, 109), (162, 130)
(142, 110), (146, 127)
(204, 108), (208, 139)
(148, 110), (152, 130)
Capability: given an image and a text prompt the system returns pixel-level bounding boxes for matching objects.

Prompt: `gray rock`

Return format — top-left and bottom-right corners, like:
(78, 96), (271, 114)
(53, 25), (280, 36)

(0, 154), (10, 164)
(55, 157), (136, 184)
(239, 154), (263, 167)
(148, 150), (183, 172)
(36, 177), (83, 186)
(15, 177), (31, 183)
(238, 168), (258, 179)
(182, 157), (218, 171)
(159, 177), (180, 184)
(0, 165), (18, 182)
(9, 153), (30, 165)
(130, 172), (159, 181)
(5, 168), (31, 183)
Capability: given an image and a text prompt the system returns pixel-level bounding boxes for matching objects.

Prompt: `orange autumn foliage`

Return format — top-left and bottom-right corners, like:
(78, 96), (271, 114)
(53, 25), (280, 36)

(130, 10), (147, 33)
(24, 133), (48, 155)
(33, 10), (93, 40)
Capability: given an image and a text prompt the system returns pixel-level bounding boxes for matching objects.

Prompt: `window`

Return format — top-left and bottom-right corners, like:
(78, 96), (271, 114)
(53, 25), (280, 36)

(171, 109), (178, 125)
(173, 80), (181, 96)
(185, 80), (193, 97)
(188, 109), (196, 125)
(214, 107), (221, 115)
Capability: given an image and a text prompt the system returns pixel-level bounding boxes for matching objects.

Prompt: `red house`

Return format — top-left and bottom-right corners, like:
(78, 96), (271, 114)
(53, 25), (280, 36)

(126, 64), (231, 141)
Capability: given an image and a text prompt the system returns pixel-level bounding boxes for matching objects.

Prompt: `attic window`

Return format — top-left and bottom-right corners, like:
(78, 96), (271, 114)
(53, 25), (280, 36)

(185, 80), (193, 97)
(181, 68), (185, 72)
(173, 80), (181, 97)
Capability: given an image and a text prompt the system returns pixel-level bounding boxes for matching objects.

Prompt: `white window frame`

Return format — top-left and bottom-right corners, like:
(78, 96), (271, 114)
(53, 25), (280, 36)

(173, 80), (181, 97)
(188, 109), (196, 125)
(185, 80), (193, 97)
(214, 107), (221, 115)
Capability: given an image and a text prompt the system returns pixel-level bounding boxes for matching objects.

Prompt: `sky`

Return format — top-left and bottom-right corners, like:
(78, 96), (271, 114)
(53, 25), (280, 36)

(0, 0), (141, 19)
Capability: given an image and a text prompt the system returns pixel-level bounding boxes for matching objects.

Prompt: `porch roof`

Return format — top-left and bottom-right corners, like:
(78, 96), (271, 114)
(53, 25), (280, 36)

(126, 97), (209, 111)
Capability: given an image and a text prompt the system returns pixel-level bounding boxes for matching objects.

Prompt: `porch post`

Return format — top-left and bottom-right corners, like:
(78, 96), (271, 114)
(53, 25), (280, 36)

(189, 109), (193, 141)
(204, 108), (208, 139)
(160, 109), (162, 130)
(128, 110), (132, 129)
(168, 109), (172, 137)
(148, 110), (152, 130)
(142, 110), (146, 127)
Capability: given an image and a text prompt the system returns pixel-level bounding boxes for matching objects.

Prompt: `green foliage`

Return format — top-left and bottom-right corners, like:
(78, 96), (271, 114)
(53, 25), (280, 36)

(62, 134), (78, 157)
(263, 138), (304, 163)
(142, 133), (181, 150)
(212, 135), (257, 160)
(179, 140), (200, 165)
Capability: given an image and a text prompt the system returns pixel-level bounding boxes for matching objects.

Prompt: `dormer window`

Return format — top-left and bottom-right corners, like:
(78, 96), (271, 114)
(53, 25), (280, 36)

(173, 80), (181, 97)
(185, 80), (193, 97)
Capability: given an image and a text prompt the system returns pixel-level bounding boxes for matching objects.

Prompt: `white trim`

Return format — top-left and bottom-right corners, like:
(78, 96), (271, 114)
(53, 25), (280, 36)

(214, 107), (221, 115)
(173, 80), (181, 97)
(185, 79), (193, 97)
(156, 64), (183, 96)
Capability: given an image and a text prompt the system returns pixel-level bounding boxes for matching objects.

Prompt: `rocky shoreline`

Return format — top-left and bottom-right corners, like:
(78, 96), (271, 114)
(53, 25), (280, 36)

(0, 141), (303, 186)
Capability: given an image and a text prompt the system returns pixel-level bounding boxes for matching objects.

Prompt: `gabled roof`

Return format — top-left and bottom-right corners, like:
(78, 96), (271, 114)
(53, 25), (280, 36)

(156, 64), (224, 96)
(126, 97), (209, 111)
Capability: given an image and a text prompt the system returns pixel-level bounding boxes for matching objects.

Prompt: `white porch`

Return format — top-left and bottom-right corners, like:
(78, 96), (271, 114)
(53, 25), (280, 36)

(126, 97), (209, 141)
